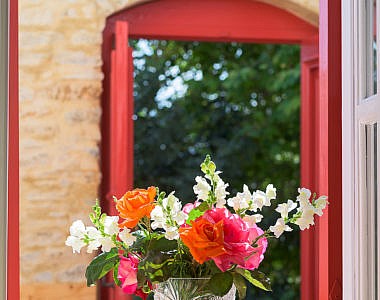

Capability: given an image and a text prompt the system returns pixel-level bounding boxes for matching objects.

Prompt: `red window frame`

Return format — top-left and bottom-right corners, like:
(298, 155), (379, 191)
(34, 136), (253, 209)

(4, 0), (341, 299)
(8, 0), (19, 298)
(98, 0), (341, 299)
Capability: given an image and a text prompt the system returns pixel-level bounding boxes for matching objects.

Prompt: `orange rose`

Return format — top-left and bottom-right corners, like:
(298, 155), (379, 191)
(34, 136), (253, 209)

(116, 186), (156, 228)
(179, 218), (226, 264)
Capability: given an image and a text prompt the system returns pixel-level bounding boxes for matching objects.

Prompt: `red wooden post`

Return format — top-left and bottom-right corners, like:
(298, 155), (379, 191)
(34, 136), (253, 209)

(8, 0), (20, 298)
(101, 20), (134, 300)
(300, 36), (319, 300)
(318, 1), (343, 299)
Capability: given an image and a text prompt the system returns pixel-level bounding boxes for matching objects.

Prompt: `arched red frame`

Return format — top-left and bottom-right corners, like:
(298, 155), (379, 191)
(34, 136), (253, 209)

(100, 0), (342, 299)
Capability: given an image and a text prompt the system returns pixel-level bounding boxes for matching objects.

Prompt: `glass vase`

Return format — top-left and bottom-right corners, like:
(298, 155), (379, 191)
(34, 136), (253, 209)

(153, 278), (236, 300)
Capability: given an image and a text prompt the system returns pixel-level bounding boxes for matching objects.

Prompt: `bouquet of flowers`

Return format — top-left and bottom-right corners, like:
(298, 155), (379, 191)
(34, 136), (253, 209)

(65, 155), (328, 299)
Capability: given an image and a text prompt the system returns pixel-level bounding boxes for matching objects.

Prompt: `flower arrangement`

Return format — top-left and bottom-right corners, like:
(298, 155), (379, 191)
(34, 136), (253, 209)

(66, 155), (328, 299)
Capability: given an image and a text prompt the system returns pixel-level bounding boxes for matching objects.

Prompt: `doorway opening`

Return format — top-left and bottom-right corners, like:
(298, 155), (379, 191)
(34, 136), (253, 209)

(132, 39), (301, 299)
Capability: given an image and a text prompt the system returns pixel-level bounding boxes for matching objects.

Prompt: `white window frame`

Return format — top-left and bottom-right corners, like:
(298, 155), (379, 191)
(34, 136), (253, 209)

(0, 0), (8, 299)
(343, 1), (380, 299)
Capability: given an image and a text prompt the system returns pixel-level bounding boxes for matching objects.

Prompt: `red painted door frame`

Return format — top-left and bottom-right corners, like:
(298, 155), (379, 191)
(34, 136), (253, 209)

(101, 0), (342, 299)
(8, 0), (20, 299)
(300, 36), (319, 300)
(317, 1), (342, 299)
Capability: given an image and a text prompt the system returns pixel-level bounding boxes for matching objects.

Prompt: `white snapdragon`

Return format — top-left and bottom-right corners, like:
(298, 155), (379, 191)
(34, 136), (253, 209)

(86, 226), (102, 253)
(215, 177), (229, 208)
(313, 195), (328, 216)
(297, 188), (312, 207)
(292, 188), (328, 230)
(151, 206), (165, 230)
(65, 236), (86, 253)
(65, 220), (87, 253)
(99, 236), (115, 253)
(172, 211), (188, 225)
(99, 216), (121, 251)
(265, 184), (277, 204)
(119, 228), (136, 247)
(66, 220), (115, 254)
(228, 184), (252, 211)
(69, 220), (86, 238)
(275, 200), (297, 219)
(295, 204), (315, 230)
(193, 176), (211, 201)
(270, 218), (292, 238)
(164, 226), (180, 240)
(103, 216), (119, 236)
(150, 192), (188, 240)
(163, 192), (182, 214)
(243, 214), (263, 226)
(252, 190), (267, 211)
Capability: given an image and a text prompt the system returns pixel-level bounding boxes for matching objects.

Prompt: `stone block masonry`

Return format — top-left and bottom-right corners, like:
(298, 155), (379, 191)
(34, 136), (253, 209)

(18, 0), (318, 299)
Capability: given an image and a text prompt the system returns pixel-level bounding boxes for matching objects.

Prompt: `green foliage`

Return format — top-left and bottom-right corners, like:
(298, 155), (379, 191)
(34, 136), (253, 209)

(85, 248), (119, 286)
(207, 272), (233, 296)
(235, 268), (272, 292)
(232, 272), (247, 299)
(133, 40), (300, 299)
(186, 201), (209, 225)
(113, 262), (122, 286)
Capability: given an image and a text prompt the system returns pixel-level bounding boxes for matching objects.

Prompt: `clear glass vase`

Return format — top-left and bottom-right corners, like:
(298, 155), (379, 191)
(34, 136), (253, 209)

(153, 278), (236, 300)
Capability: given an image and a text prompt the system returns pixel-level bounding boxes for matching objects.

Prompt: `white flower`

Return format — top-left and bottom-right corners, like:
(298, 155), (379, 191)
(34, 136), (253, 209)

(266, 184), (276, 201)
(297, 188), (312, 207)
(295, 204), (315, 230)
(162, 192), (182, 213)
(270, 218), (292, 238)
(103, 216), (119, 236)
(151, 206), (165, 230)
(275, 200), (297, 219)
(252, 190), (267, 211)
(313, 196), (328, 216)
(193, 176), (211, 201)
(151, 192), (188, 235)
(228, 184), (251, 211)
(215, 178), (229, 208)
(65, 236), (86, 253)
(69, 220), (86, 238)
(86, 226), (101, 253)
(243, 214), (263, 226)
(99, 236), (115, 253)
(119, 228), (137, 246)
(66, 220), (87, 253)
(164, 226), (179, 240)
(172, 211), (188, 226)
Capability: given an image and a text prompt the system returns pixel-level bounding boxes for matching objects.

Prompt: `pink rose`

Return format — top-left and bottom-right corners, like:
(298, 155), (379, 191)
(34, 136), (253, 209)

(244, 224), (267, 270)
(201, 208), (267, 272)
(182, 201), (201, 214)
(180, 201), (202, 228)
(118, 254), (139, 294)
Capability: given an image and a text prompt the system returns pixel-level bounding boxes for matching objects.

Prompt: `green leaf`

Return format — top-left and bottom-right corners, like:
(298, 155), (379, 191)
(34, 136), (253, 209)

(113, 262), (122, 287)
(85, 248), (119, 286)
(207, 272), (233, 297)
(148, 235), (177, 252)
(138, 250), (174, 283)
(130, 230), (149, 252)
(232, 272), (247, 300)
(186, 209), (203, 225)
(186, 202), (209, 225)
(235, 268), (272, 292)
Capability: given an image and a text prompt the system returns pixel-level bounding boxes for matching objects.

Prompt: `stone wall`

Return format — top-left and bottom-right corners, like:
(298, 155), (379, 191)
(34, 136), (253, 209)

(19, 0), (318, 299)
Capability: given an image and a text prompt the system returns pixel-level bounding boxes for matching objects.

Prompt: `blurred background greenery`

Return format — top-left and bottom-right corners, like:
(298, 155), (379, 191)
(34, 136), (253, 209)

(132, 40), (300, 299)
